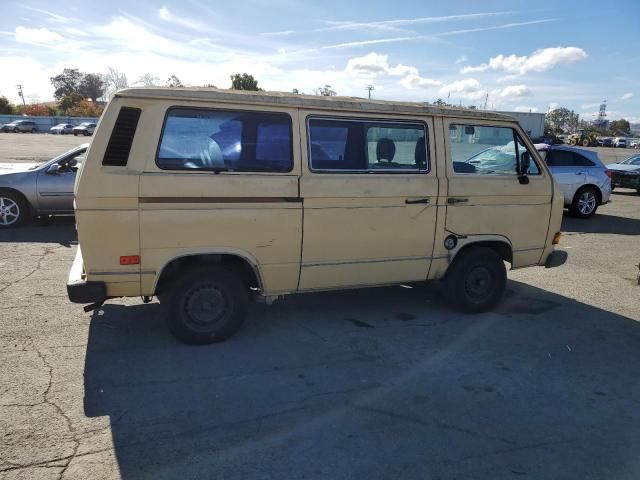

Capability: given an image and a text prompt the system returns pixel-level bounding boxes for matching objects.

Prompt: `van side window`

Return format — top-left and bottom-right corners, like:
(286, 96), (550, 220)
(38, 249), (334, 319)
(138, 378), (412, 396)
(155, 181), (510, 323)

(157, 108), (293, 172)
(308, 118), (428, 172)
(449, 124), (518, 175)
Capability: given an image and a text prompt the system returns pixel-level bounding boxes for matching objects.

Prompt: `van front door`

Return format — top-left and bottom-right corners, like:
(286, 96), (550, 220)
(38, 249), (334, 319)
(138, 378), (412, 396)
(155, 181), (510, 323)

(443, 119), (552, 268)
(298, 114), (439, 290)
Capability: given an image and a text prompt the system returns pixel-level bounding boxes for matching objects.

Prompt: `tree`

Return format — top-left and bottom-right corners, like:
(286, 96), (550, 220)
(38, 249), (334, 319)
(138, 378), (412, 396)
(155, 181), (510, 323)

(59, 92), (84, 113)
(50, 68), (83, 100)
(23, 104), (51, 116)
(545, 107), (581, 134)
(136, 73), (160, 87)
(0, 96), (13, 114)
(230, 73), (260, 91)
(68, 100), (104, 117)
(166, 75), (183, 88)
(104, 67), (129, 96)
(315, 84), (336, 96)
(79, 73), (105, 102)
(610, 119), (631, 134)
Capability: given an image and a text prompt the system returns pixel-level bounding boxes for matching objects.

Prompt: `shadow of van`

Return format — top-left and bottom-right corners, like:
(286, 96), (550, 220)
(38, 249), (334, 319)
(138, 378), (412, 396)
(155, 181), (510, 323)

(83, 281), (640, 479)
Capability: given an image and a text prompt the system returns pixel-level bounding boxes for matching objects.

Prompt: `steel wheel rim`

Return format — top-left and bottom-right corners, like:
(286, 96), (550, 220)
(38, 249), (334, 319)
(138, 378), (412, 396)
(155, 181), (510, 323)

(0, 197), (20, 225)
(184, 285), (229, 331)
(464, 266), (493, 301)
(578, 191), (596, 215)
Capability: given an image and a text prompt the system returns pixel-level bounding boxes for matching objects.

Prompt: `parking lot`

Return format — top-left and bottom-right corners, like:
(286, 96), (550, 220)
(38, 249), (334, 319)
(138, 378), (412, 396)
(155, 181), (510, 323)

(1, 137), (639, 479)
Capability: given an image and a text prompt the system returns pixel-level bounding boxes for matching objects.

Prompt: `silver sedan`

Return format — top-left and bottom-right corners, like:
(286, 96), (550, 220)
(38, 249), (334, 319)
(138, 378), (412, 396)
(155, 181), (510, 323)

(0, 144), (88, 227)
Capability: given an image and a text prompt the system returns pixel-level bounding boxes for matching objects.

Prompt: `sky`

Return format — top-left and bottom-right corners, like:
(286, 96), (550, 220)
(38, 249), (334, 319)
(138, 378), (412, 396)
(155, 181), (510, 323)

(0, 0), (638, 122)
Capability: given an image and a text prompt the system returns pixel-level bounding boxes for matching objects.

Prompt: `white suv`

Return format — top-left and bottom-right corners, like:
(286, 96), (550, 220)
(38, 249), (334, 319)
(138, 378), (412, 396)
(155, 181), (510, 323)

(535, 144), (611, 218)
(613, 137), (627, 148)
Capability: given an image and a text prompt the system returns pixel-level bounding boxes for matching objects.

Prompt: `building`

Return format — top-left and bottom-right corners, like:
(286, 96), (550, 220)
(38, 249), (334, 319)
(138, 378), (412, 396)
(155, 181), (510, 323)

(497, 111), (546, 139)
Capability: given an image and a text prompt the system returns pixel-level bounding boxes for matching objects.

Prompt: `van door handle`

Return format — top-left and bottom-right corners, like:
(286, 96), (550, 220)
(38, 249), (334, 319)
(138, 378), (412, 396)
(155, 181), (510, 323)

(405, 198), (430, 204)
(448, 197), (469, 204)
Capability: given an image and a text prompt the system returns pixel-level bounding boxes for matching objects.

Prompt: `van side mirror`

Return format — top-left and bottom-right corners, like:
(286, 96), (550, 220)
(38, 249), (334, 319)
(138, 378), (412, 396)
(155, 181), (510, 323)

(46, 163), (62, 175)
(67, 158), (78, 168)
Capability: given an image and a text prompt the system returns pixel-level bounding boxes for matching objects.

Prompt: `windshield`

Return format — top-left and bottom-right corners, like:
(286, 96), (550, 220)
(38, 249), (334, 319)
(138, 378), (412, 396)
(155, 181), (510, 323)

(621, 155), (640, 165)
(28, 145), (88, 170)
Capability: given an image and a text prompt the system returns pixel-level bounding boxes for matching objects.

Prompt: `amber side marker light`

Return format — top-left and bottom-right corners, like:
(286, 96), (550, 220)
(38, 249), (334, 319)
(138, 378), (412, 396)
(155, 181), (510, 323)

(552, 232), (562, 245)
(120, 255), (140, 265)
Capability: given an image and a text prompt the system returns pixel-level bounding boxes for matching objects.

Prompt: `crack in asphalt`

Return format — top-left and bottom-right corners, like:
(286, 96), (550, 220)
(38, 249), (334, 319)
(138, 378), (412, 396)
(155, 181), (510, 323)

(0, 245), (63, 294)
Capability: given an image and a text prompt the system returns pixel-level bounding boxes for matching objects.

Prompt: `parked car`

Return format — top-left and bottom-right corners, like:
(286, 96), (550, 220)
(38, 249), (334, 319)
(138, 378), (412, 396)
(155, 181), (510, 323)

(607, 153), (640, 194)
(1, 120), (37, 133)
(613, 137), (627, 148)
(535, 144), (611, 218)
(67, 88), (567, 344)
(50, 123), (74, 135)
(630, 139), (640, 149)
(0, 144), (88, 227)
(597, 137), (613, 147)
(72, 122), (96, 136)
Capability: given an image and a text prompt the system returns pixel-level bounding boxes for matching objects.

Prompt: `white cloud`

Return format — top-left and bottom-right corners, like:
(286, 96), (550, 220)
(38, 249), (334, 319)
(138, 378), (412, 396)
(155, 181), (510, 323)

(441, 78), (481, 94)
(461, 46), (587, 76)
(499, 84), (531, 97)
(318, 11), (514, 33)
(514, 106), (539, 113)
(438, 19), (556, 37)
(15, 26), (63, 45)
(158, 6), (207, 32)
(345, 53), (440, 91)
(345, 52), (415, 77)
(455, 55), (467, 64)
(261, 30), (296, 37)
(621, 92), (633, 100)
(548, 102), (559, 111)
(399, 74), (442, 89)
(322, 36), (421, 50)
(21, 6), (70, 24)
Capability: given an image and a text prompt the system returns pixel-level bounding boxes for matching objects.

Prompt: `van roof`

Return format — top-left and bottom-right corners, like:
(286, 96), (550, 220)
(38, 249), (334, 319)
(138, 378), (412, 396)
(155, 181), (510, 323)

(116, 87), (513, 120)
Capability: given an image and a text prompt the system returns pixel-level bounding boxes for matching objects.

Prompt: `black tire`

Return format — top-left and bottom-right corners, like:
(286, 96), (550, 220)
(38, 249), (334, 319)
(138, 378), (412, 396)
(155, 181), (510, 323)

(444, 247), (507, 313)
(83, 130), (89, 136)
(0, 190), (29, 228)
(163, 266), (248, 345)
(31, 128), (36, 133)
(73, 132), (78, 136)
(12, 127), (18, 133)
(570, 186), (599, 218)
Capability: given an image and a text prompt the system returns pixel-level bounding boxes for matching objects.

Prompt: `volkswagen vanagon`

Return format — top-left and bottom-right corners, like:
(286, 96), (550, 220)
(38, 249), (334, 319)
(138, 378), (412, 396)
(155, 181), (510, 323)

(67, 88), (566, 344)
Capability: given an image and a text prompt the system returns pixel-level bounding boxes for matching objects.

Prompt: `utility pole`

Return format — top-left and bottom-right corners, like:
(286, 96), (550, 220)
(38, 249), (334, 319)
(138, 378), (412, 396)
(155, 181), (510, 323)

(16, 84), (26, 106)
(366, 84), (375, 100)
(483, 92), (489, 110)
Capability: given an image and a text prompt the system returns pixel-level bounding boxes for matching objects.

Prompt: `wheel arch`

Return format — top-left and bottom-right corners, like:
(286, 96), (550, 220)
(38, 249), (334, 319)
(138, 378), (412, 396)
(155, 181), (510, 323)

(574, 184), (602, 205)
(153, 251), (264, 297)
(450, 237), (513, 265)
(0, 187), (34, 217)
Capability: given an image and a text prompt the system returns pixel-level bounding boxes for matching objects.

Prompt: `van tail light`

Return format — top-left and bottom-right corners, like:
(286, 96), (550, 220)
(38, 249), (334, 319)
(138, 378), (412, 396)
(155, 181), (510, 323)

(120, 255), (140, 265)
(605, 169), (612, 179)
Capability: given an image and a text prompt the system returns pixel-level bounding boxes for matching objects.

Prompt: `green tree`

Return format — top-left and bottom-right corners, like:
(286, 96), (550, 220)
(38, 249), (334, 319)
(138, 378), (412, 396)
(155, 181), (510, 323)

(0, 96), (13, 114)
(315, 84), (336, 96)
(166, 75), (183, 87)
(50, 68), (84, 100)
(79, 73), (106, 102)
(610, 119), (631, 134)
(59, 92), (84, 113)
(230, 73), (260, 91)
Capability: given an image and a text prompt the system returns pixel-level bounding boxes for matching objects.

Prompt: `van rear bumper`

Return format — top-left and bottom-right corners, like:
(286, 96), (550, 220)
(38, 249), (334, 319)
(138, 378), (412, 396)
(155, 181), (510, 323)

(67, 249), (107, 303)
(545, 250), (568, 268)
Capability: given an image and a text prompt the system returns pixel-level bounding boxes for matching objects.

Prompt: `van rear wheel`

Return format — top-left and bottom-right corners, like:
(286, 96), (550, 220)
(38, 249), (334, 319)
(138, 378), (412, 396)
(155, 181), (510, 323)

(444, 247), (506, 313)
(163, 266), (248, 345)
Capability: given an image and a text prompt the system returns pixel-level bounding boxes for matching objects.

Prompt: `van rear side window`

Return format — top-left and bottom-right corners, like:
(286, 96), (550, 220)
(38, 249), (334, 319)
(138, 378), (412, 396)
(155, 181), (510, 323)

(157, 108), (293, 172)
(102, 107), (141, 166)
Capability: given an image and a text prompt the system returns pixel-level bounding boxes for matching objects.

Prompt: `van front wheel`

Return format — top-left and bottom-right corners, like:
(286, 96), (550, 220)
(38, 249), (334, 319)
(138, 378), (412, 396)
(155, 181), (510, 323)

(444, 247), (506, 313)
(164, 266), (248, 345)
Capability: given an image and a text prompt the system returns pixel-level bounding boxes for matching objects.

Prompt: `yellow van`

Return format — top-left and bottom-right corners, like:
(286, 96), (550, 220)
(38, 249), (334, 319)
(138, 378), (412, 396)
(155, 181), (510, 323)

(67, 88), (566, 344)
